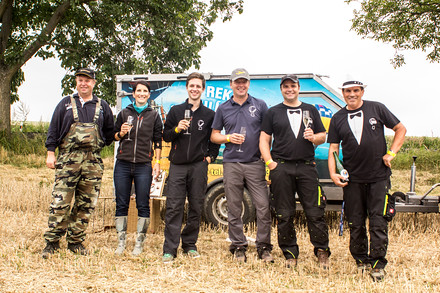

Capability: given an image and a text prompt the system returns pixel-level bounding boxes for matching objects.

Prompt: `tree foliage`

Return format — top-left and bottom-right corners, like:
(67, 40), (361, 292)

(346, 0), (440, 67)
(0, 0), (243, 132)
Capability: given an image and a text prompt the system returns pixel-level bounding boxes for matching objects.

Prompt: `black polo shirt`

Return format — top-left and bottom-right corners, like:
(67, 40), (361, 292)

(212, 94), (268, 163)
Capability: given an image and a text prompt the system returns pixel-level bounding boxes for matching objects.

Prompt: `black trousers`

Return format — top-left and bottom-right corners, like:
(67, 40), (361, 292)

(163, 161), (208, 256)
(270, 160), (329, 260)
(343, 179), (390, 269)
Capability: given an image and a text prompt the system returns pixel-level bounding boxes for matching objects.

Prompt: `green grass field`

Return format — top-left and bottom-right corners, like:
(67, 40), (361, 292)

(2, 127), (439, 173)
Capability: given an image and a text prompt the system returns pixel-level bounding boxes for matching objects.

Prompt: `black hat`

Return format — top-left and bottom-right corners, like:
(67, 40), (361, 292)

(280, 74), (299, 85)
(75, 68), (95, 79)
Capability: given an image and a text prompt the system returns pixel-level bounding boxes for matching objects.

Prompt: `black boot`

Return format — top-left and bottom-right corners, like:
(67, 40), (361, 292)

(41, 241), (60, 259)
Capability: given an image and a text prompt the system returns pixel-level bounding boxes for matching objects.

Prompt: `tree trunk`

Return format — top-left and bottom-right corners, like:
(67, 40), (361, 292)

(0, 67), (12, 134)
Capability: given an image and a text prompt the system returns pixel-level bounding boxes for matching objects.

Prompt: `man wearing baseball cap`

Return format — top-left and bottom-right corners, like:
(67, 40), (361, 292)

(327, 80), (406, 281)
(211, 68), (273, 263)
(260, 74), (331, 269)
(42, 68), (114, 258)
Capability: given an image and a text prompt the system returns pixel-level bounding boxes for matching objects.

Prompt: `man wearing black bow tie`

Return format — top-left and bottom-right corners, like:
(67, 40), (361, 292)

(327, 80), (406, 281)
(260, 74), (330, 269)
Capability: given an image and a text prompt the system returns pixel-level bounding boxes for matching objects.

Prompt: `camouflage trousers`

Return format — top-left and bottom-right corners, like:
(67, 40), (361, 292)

(44, 150), (104, 244)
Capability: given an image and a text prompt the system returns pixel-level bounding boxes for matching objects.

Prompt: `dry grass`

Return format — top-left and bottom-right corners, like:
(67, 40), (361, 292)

(0, 146), (46, 168)
(391, 169), (440, 196)
(1, 159), (440, 292)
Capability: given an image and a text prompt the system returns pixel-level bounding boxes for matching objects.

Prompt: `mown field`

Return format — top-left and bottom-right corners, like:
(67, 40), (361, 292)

(1, 151), (440, 292)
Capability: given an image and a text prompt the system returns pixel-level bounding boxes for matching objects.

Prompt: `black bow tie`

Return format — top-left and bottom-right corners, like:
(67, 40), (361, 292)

(349, 112), (362, 119)
(289, 110), (300, 114)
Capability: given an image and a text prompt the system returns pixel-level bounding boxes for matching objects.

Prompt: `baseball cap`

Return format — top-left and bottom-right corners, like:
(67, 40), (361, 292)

(280, 74), (299, 85)
(75, 68), (95, 79)
(339, 80), (367, 89)
(230, 68), (250, 81)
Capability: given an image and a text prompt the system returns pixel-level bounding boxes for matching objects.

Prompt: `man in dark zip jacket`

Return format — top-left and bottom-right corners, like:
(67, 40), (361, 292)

(162, 72), (219, 263)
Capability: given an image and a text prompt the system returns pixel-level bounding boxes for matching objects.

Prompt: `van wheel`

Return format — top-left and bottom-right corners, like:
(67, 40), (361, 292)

(203, 183), (256, 226)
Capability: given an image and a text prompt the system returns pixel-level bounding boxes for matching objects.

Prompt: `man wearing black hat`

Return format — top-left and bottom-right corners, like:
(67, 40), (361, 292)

(211, 68), (273, 263)
(327, 80), (406, 281)
(42, 68), (115, 258)
(260, 74), (330, 269)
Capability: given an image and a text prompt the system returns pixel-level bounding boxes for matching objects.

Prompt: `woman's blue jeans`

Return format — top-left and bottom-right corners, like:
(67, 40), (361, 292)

(114, 159), (152, 217)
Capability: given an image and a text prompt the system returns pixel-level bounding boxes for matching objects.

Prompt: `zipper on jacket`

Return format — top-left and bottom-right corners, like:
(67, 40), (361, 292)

(186, 112), (193, 161)
(186, 135), (192, 161)
(133, 115), (140, 163)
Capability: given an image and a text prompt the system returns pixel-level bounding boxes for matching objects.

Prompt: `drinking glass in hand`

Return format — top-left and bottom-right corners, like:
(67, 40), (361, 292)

(303, 110), (312, 129)
(126, 115), (134, 141)
(184, 109), (191, 135)
(237, 127), (246, 152)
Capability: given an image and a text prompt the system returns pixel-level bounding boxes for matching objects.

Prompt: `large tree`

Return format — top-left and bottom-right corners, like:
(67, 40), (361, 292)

(346, 0), (440, 67)
(0, 0), (243, 133)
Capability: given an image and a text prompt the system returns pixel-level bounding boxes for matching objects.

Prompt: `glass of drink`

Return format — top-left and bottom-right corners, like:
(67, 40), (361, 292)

(184, 109), (191, 135)
(126, 115), (134, 141)
(303, 110), (312, 129)
(237, 127), (246, 152)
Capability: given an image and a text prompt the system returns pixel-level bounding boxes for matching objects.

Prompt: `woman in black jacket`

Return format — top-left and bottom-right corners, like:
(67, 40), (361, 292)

(113, 81), (162, 256)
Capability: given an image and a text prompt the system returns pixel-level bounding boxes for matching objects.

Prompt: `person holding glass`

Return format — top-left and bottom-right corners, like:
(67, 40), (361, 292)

(161, 72), (219, 263)
(113, 80), (163, 256)
(211, 68), (273, 263)
(259, 74), (330, 269)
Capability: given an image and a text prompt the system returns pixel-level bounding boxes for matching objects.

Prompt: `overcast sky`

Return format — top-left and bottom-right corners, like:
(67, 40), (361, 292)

(16, 0), (440, 137)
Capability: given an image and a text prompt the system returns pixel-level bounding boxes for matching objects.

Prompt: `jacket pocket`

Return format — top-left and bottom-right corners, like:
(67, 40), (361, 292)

(383, 192), (396, 222)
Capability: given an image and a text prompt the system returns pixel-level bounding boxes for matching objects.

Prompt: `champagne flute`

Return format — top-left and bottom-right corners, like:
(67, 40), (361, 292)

(126, 115), (134, 141)
(236, 127), (246, 152)
(303, 110), (312, 129)
(184, 109), (191, 135)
